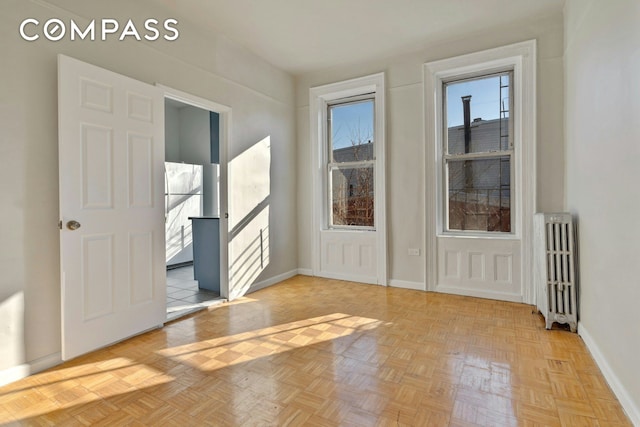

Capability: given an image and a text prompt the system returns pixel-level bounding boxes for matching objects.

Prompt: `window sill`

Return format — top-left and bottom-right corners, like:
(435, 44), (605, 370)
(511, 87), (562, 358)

(437, 231), (519, 240)
(325, 227), (376, 233)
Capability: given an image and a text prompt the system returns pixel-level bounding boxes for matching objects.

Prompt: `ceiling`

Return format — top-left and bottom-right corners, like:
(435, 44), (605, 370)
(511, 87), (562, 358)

(153, 0), (564, 75)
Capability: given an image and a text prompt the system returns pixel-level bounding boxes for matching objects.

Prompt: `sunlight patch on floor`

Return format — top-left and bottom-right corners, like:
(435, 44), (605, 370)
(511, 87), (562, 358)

(157, 313), (384, 370)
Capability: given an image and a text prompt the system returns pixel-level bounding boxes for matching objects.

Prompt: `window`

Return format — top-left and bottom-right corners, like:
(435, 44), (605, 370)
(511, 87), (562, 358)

(424, 40), (536, 300)
(309, 72), (387, 282)
(327, 96), (375, 228)
(443, 71), (513, 233)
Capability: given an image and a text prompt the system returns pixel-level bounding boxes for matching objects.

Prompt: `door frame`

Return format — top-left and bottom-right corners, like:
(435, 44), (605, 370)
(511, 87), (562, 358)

(423, 40), (537, 304)
(158, 84), (231, 300)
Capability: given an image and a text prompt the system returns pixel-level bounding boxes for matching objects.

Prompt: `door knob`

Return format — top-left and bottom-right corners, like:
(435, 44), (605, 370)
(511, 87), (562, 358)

(66, 220), (81, 231)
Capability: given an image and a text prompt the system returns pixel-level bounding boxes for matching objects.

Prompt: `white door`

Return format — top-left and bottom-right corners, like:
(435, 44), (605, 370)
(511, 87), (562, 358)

(58, 55), (166, 360)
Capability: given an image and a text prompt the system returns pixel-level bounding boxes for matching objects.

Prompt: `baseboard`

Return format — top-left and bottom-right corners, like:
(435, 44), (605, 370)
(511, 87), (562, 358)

(248, 269), (299, 293)
(0, 352), (62, 387)
(166, 261), (193, 270)
(297, 268), (313, 276)
(313, 271), (378, 285)
(389, 279), (425, 291)
(578, 322), (640, 426)
(434, 284), (523, 303)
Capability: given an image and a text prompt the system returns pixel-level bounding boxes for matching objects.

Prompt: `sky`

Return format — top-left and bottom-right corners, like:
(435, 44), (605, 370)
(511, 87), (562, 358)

(446, 75), (508, 127)
(328, 75), (508, 150)
(330, 100), (374, 150)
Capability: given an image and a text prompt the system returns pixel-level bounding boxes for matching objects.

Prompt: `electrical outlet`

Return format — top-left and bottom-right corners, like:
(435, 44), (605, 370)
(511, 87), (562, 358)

(408, 248), (420, 256)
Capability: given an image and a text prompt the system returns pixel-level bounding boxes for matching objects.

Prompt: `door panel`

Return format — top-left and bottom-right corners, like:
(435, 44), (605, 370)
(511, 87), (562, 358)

(59, 55), (165, 360)
(81, 124), (113, 209)
(82, 234), (114, 320)
(128, 134), (154, 208)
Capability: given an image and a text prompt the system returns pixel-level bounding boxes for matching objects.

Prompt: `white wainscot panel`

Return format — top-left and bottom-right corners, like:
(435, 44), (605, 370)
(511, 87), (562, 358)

(320, 230), (377, 283)
(444, 250), (461, 279)
(437, 236), (522, 302)
(469, 252), (485, 281)
(494, 254), (513, 283)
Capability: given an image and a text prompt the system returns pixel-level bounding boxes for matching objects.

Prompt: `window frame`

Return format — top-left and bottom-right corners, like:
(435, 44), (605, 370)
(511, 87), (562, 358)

(442, 70), (515, 234)
(428, 54), (532, 241)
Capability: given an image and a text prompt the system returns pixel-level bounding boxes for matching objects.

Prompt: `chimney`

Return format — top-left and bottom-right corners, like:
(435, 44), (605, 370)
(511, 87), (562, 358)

(461, 95), (472, 214)
(462, 95), (472, 153)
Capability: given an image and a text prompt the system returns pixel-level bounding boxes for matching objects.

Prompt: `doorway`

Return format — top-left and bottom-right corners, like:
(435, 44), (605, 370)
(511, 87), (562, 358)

(160, 85), (231, 320)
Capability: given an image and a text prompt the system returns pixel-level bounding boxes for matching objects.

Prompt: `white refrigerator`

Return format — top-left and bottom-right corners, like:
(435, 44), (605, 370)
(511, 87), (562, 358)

(164, 162), (203, 267)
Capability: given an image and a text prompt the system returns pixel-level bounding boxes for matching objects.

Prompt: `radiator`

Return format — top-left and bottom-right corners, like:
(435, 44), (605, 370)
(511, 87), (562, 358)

(534, 213), (578, 332)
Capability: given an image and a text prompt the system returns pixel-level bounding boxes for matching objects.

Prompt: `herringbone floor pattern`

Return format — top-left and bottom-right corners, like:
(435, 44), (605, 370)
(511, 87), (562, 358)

(0, 276), (632, 426)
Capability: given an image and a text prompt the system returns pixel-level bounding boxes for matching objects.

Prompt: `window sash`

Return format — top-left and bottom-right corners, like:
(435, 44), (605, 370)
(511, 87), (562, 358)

(444, 150), (513, 161)
(444, 154), (512, 233)
(326, 96), (376, 230)
(443, 70), (514, 156)
(328, 163), (375, 230)
(442, 70), (515, 234)
(328, 97), (376, 164)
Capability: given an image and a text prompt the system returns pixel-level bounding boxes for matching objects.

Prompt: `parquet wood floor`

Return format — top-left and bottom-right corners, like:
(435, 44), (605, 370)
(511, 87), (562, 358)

(0, 276), (632, 426)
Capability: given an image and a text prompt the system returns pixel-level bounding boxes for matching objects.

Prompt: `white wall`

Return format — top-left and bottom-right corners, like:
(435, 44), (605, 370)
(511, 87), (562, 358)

(564, 0), (640, 423)
(0, 0), (296, 380)
(296, 13), (565, 285)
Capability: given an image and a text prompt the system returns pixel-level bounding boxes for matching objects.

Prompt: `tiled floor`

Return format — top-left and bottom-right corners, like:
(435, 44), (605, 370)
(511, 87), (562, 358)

(166, 265), (224, 322)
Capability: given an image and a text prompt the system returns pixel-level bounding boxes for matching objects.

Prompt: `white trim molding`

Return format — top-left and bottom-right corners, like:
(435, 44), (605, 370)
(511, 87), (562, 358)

(296, 268), (313, 276)
(247, 269), (299, 293)
(156, 84), (232, 301)
(435, 284), (523, 303)
(423, 40), (537, 304)
(389, 279), (426, 291)
(314, 271), (380, 286)
(0, 353), (62, 388)
(579, 323), (640, 426)
(309, 73), (388, 286)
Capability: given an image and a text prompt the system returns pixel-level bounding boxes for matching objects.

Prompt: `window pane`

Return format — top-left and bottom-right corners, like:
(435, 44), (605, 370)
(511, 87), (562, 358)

(329, 99), (374, 162)
(448, 157), (510, 232)
(445, 73), (511, 154)
(331, 167), (374, 227)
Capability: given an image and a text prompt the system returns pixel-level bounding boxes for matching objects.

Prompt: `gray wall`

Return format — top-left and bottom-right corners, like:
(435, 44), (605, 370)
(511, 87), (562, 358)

(296, 13), (565, 284)
(165, 103), (210, 164)
(565, 0), (640, 421)
(0, 0), (296, 377)
(177, 105), (210, 165)
(165, 103), (181, 162)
